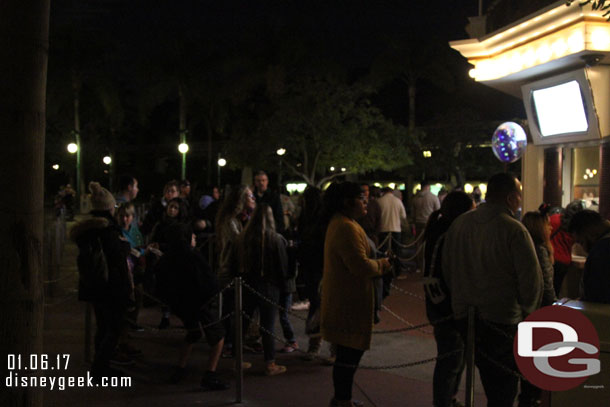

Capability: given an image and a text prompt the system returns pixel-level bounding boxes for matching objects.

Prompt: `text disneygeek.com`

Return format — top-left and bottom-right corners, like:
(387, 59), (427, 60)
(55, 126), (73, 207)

(5, 354), (131, 390)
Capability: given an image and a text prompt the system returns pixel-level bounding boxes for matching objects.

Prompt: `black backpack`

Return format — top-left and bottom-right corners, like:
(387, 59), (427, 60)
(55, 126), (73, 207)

(76, 236), (109, 301)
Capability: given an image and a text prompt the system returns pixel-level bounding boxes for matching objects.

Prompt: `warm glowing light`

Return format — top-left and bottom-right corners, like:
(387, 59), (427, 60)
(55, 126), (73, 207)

(568, 31), (584, 52)
(464, 183), (474, 194)
(584, 174), (589, 180)
(217, 158), (226, 167)
(592, 169), (598, 175)
(510, 53), (523, 73)
(276, 148), (286, 156)
(330, 166), (335, 171)
(341, 167), (346, 172)
(52, 164), (59, 170)
(536, 44), (552, 63)
(591, 28), (610, 50)
(523, 49), (536, 67)
(551, 39), (568, 57)
(178, 143), (189, 153)
(479, 184), (487, 195)
(388, 183), (396, 190)
(67, 143), (78, 153)
(423, 150), (432, 158)
(373, 182), (382, 188)
(286, 183), (307, 194)
(103, 156), (112, 165)
(469, 68), (477, 78)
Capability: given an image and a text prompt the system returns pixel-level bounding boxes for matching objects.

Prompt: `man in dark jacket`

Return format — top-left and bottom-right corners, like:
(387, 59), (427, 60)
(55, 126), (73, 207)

(253, 170), (285, 234)
(71, 182), (132, 379)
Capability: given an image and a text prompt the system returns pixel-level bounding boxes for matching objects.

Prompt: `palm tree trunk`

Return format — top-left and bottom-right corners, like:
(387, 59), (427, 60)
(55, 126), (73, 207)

(0, 1), (50, 407)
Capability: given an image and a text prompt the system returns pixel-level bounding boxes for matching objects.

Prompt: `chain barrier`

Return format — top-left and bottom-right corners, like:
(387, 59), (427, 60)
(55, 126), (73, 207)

(380, 304), (433, 335)
(393, 241), (424, 262)
(44, 273), (77, 285)
(125, 311), (236, 335)
(390, 232), (424, 250)
(241, 311), (460, 370)
(476, 348), (525, 380)
(241, 280), (308, 322)
(372, 314), (453, 334)
(389, 282), (426, 301)
(44, 292), (78, 307)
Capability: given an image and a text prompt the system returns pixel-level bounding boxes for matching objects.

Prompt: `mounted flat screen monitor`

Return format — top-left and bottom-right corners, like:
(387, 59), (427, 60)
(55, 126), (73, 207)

(522, 69), (601, 145)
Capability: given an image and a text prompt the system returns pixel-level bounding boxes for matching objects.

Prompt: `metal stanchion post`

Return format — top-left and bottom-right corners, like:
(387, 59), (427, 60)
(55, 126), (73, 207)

(234, 277), (243, 403)
(465, 305), (476, 407)
(85, 304), (92, 363)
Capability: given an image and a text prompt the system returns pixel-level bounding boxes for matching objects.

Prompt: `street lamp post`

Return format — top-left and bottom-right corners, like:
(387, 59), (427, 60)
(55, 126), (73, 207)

(217, 155), (227, 187)
(276, 148), (286, 188)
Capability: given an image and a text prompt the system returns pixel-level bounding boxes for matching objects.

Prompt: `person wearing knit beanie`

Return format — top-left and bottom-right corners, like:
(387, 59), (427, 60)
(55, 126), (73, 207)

(89, 181), (116, 212)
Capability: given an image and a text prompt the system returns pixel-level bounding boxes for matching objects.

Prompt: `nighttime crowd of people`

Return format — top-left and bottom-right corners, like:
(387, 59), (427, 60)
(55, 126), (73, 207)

(70, 171), (610, 407)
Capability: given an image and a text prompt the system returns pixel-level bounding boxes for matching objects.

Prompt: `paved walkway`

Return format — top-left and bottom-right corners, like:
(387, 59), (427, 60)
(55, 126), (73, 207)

(41, 217), (486, 407)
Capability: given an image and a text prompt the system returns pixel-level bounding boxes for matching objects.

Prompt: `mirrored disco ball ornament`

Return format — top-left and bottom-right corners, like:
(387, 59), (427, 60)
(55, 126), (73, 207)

(491, 122), (527, 163)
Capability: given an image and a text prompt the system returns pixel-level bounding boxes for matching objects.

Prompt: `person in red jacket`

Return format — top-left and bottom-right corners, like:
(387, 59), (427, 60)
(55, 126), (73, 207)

(549, 200), (584, 297)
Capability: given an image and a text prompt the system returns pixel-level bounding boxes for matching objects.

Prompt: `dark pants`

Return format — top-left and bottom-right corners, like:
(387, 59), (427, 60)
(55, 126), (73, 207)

(457, 318), (519, 407)
(243, 281), (280, 362)
(278, 291), (296, 343)
(553, 262), (570, 297)
(333, 345), (365, 401)
(302, 266), (322, 335)
(378, 232), (401, 298)
(432, 318), (466, 407)
(92, 301), (126, 372)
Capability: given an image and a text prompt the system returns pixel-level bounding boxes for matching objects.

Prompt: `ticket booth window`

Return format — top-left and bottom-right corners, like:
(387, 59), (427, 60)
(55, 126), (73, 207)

(572, 146), (600, 209)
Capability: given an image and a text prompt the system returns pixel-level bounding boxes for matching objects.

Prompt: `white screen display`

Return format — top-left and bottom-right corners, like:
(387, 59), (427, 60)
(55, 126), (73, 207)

(532, 80), (589, 137)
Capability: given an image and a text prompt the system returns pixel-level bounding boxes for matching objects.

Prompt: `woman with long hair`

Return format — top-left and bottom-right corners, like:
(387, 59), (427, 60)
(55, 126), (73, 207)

(422, 191), (474, 407)
(215, 185), (256, 356)
(238, 204), (288, 376)
(321, 182), (392, 407)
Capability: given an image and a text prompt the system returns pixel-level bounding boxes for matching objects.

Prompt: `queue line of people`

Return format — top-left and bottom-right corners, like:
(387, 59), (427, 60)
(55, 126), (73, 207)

(71, 172), (610, 407)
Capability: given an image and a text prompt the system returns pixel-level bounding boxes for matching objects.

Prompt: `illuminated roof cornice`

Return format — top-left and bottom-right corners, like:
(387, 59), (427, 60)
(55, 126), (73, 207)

(450, 1), (610, 84)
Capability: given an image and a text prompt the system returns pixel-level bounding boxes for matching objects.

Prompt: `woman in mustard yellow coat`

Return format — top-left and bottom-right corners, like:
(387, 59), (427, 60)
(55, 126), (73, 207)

(321, 182), (391, 407)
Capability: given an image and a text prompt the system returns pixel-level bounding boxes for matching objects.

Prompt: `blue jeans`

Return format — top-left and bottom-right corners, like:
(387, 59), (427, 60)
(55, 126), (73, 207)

(278, 291), (296, 343)
(243, 281), (280, 362)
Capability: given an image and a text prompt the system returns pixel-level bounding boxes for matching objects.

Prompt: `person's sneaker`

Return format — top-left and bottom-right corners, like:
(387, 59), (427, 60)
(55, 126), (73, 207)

(291, 300), (310, 311)
(244, 342), (263, 354)
(109, 351), (135, 366)
(280, 341), (298, 353)
(265, 362), (287, 376)
(169, 367), (187, 384)
(200, 372), (229, 391)
(158, 316), (170, 329)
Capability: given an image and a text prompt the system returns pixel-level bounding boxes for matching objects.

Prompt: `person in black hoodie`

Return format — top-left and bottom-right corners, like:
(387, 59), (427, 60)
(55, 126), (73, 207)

(155, 223), (228, 390)
(70, 182), (132, 379)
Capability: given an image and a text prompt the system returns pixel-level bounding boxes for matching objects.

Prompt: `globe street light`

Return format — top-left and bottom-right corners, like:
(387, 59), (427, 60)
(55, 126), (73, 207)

(67, 143), (78, 154)
(276, 148), (286, 187)
(217, 156), (226, 187)
(52, 164), (59, 170)
(103, 155), (112, 165)
(178, 142), (189, 179)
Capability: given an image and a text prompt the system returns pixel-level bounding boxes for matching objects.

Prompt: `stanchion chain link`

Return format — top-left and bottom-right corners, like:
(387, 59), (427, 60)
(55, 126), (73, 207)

(390, 232), (424, 250)
(243, 309), (460, 370)
(380, 304), (433, 335)
(241, 281), (308, 322)
(477, 349), (525, 380)
(44, 292), (78, 307)
(373, 314), (453, 334)
(389, 282), (426, 301)
(44, 273), (78, 285)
